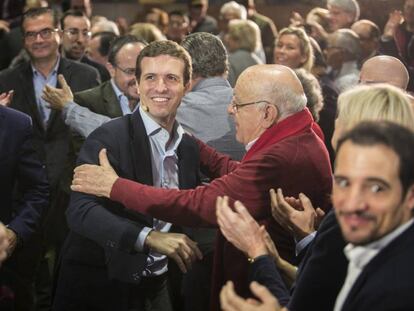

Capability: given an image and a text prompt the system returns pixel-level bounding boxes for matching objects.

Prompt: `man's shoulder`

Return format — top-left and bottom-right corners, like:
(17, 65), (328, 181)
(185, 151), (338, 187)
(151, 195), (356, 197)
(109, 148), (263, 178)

(183, 77), (232, 103)
(60, 57), (99, 76)
(0, 61), (28, 81)
(0, 105), (31, 125)
(75, 80), (112, 101)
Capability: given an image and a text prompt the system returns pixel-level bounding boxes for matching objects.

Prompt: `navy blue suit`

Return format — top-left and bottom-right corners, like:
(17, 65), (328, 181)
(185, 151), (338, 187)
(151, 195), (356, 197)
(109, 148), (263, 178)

(0, 105), (49, 242)
(0, 105), (49, 308)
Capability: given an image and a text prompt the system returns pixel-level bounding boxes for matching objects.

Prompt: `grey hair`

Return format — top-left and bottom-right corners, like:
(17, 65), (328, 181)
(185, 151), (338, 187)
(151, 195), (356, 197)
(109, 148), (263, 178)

(181, 32), (228, 78)
(331, 28), (361, 58)
(257, 85), (307, 119)
(328, 0), (360, 22)
(220, 1), (247, 20)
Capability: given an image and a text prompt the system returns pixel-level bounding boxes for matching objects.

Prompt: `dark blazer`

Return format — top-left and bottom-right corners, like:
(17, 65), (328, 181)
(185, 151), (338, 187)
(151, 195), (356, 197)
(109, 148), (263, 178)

(0, 57), (100, 189)
(81, 55), (111, 82)
(0, 106), (49, 308)
(61, 80), (122, 193)
(0, 105), (49, 242)
(288, 211), (348, 311)
(53, 109), (201, 310)
(341, 221), (414, 311)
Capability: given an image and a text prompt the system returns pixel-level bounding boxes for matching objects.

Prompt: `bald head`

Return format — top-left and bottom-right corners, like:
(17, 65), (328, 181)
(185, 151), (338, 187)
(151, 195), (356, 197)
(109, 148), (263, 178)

(360, 56), (410, 90)
(236, 64), (307, 119)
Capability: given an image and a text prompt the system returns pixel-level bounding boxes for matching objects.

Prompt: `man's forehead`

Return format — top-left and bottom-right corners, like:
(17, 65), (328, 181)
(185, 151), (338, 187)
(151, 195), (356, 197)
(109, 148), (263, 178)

(141, 55), (185, 71)
(24, 13), (53, 28)
(335, 141), (400, 178)
(64, 15), (90, 27)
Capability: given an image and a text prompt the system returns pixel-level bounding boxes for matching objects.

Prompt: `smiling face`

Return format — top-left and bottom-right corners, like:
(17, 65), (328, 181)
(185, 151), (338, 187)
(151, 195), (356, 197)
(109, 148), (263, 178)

(138, 54), (189, 129)
(333, 141), (414, 245)
(23, 12), (61, 62)
(274, 34), (307, 69)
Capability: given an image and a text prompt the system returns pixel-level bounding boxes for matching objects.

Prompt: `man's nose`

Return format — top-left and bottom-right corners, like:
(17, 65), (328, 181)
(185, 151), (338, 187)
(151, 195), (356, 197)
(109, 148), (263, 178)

(155, 78), (167, 92)
(342, 187), (368, 213)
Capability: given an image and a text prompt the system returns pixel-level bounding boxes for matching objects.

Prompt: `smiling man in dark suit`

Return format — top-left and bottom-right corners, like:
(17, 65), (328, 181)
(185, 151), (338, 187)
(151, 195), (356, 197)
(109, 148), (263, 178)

(53, 40), (202, 311)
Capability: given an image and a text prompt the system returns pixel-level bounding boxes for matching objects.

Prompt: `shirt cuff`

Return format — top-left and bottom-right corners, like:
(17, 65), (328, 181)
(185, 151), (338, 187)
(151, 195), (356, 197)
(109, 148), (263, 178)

(135, 227), (153, 252)
(295, 231), (316, 256)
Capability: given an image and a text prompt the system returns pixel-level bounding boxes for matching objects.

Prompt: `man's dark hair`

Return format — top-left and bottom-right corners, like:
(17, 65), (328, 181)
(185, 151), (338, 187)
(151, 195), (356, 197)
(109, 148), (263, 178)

(22, 7), (60, 30)
(107, 35), (147, 66)
(336, 121), (414, 195)
(92, 31), (118, 58)
(181, 32), (227, 78)
(136, 40), (192, 86)
(60, 9), (88, 29)
(169, 10), (190, 22)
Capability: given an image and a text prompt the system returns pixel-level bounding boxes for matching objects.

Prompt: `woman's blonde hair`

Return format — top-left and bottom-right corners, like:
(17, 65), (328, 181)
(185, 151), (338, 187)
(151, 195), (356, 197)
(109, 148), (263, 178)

(227, 19), (261, 53)
(129, 23), (165, 43)
(337, 84), (414, 132)
(276, 27), (314, 72)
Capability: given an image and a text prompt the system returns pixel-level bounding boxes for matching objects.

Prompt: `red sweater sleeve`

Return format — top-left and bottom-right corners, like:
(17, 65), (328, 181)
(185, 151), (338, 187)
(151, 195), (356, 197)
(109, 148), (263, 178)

(110, 151), (280, 227)
(196, 137), (240, 178)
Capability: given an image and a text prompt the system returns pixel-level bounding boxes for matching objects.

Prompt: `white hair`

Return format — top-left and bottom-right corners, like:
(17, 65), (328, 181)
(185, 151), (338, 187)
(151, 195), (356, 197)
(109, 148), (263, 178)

(220, 1), (247, 20)
(328, 0), (360, 22)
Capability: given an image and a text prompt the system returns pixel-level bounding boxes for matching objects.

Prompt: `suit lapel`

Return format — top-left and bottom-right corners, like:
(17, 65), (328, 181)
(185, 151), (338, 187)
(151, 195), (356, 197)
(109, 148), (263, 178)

(102, 81), (123, 118)
(0, 107), (6, 149)
(128, 110), (153, 185)
(342, 223), (414, 310)
(127, 110), (153, 224)
(19, 63), (43, 132)
(177, 135), (200, 189)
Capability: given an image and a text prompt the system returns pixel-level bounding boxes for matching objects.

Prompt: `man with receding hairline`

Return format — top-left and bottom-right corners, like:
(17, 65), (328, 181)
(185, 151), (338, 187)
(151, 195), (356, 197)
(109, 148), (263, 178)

(360, 55), (410, 90)
(70, 64), (332, 311)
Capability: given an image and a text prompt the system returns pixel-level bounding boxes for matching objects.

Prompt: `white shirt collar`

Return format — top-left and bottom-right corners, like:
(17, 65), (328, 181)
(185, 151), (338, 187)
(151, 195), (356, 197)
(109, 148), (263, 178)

(344, 218), (414, 269)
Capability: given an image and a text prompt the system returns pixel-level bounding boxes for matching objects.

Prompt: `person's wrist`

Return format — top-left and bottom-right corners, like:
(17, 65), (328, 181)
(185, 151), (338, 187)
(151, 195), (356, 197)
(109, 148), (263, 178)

(247, 245), (269, 260)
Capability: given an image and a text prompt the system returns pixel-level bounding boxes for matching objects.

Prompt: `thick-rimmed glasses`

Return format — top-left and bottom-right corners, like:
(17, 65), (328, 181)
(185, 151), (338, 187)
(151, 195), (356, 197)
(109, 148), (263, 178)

(231, 98), (269, 113)
(63, 28), (92, 39)
(24, 28), (59, 42)
(114, 65), (136, 76)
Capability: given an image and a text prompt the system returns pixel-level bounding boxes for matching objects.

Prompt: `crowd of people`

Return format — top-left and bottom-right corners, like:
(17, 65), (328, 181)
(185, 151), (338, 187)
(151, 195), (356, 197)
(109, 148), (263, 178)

(0, 0), (414, 310)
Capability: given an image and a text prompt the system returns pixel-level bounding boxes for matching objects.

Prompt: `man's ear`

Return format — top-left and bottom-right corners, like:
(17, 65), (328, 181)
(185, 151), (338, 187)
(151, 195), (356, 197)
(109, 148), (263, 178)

(184, 81), (192, 94)
(106, 62), (115, 78)
(136, 80), (140, 95)
(262, 104), (279, 129)
(404, 185), (414, 213)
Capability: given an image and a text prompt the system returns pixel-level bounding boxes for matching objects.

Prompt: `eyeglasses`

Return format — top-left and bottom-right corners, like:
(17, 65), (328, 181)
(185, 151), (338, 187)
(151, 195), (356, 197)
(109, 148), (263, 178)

(24, 28), (59, 42)
(114, 64), (136, 76)
(63, 28), (92, 39)
(231, 98), (269, 113)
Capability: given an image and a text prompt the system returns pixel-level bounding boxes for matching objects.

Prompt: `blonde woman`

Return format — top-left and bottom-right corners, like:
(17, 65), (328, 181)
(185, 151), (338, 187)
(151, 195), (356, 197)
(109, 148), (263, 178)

(274, 27), (314, 72)
(331, 83), (414, 149)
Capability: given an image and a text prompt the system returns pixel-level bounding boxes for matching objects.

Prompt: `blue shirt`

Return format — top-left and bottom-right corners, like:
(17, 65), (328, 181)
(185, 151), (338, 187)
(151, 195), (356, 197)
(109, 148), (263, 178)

(110, 79), (137, 115)
(135, 106), (184, 277)
(32, 58), (60, 126)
